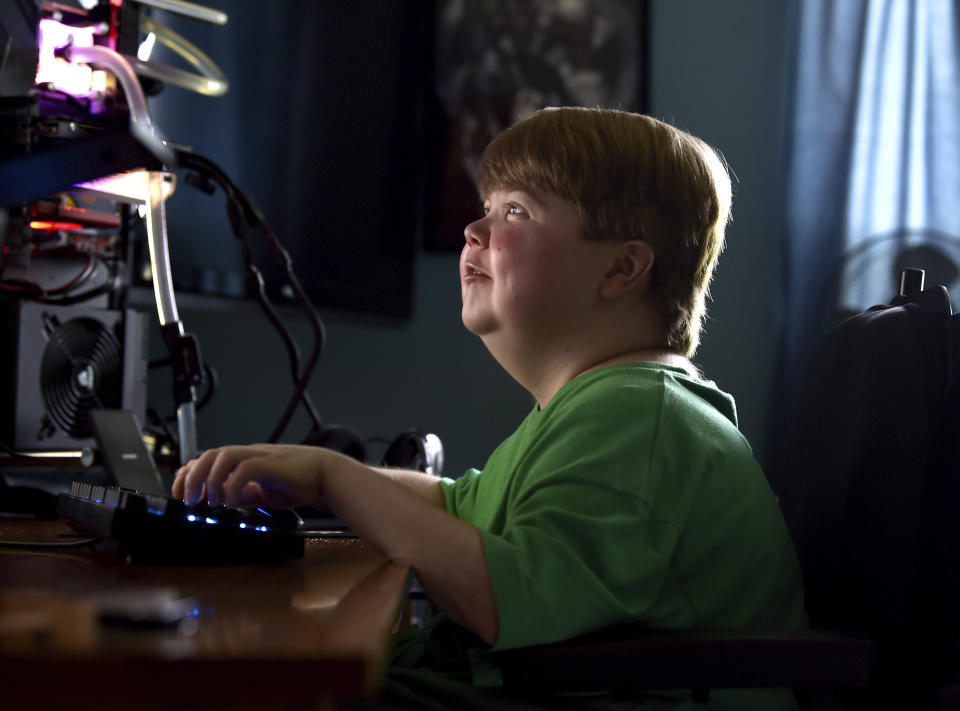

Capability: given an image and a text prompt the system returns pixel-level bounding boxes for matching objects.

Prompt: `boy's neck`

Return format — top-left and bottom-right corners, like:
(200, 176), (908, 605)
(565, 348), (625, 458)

(487, 334), (692, 410)
(480, 294), (691, 408)
(580, 347), (693, 378)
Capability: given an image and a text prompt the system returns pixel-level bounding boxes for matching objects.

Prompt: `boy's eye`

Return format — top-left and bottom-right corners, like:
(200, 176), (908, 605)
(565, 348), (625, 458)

(479, 200), (527, 218)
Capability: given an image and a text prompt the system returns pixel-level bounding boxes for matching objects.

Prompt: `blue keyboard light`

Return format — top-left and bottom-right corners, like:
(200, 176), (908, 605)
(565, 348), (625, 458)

(57, 481), (306, 563)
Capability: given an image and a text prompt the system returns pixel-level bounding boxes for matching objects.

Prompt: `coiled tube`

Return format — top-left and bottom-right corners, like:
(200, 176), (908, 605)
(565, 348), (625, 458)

(133, 15), (229, 97)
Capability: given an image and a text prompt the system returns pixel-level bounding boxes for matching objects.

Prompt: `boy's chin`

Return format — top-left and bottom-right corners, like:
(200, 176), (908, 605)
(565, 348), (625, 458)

(461, 310), (497, 337)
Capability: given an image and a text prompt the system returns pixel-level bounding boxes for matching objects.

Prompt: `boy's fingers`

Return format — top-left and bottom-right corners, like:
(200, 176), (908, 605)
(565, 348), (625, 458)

(174, 447), (278, 506)
(218, 459), (260, 507)
(237, 481), (269, 508)
(181, 448), (221, 503)
(195, 447), (259, 506)
(171, 457), (198, 498)
(204, 449), (241, 506)
(171, 468), (185, 498)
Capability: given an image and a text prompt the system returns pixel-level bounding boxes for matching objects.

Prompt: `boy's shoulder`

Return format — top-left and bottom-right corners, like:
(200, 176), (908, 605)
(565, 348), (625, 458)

(530, 362), (755, 473)
(544, 361), (738, 429)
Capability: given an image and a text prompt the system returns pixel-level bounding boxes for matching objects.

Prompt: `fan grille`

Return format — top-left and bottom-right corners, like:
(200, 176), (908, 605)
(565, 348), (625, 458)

(39, 316), (123, 438)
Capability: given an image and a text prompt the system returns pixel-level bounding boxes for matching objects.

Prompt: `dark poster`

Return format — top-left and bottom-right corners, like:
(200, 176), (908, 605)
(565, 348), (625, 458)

(427, 0), (650, 250)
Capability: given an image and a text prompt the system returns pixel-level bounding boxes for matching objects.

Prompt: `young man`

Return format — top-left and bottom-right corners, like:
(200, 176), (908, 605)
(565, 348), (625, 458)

(173, 108), (806, 710)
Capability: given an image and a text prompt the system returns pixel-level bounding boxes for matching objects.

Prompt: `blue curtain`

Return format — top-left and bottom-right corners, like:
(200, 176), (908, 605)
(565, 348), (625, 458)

(770, 0), (960, 466)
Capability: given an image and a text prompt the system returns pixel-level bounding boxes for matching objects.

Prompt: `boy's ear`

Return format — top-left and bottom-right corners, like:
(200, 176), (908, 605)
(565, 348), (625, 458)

(599, 240), (655, 299)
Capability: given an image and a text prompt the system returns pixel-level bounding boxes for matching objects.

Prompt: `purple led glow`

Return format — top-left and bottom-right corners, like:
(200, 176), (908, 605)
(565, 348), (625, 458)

(36, 19), (98, 95)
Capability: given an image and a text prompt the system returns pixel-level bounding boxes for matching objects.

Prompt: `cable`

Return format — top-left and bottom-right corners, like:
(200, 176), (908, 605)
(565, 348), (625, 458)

(196, 360), (218, 411)
(243, 260), (323, 431)
(247, 263), (304, 383)
(242, 216), (326, 442)
(173, 149), (326, 441)
(250, 219), (326, 442)
(50, 253), (98, 293)
(0, 253), (98, 298)
(29, 281), (119, 306)
(0, 279), (47, 298)
(0, 537), (99, 549)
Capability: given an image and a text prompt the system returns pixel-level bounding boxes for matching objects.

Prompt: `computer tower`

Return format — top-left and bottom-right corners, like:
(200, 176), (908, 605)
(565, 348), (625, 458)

(1, 301), (147, 451)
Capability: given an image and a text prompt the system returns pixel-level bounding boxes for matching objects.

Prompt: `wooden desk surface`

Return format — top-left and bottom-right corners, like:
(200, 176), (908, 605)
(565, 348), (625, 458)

(0, 517), (412, 710)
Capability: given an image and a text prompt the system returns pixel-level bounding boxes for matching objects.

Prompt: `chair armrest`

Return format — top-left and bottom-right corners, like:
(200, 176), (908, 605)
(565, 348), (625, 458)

(490, 627), (871, 694)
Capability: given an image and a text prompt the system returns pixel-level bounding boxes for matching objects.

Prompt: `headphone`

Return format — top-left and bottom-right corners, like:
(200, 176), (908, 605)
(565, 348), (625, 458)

(302, 425), (444, 476)
(381, 428), (444, 475)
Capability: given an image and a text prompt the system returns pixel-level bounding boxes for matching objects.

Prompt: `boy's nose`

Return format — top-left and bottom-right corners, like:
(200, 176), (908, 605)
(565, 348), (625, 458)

(464, 216), (489, 246)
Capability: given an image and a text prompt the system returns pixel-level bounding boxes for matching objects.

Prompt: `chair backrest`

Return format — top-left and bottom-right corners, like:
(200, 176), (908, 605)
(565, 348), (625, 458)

(774, 287), (960, 709)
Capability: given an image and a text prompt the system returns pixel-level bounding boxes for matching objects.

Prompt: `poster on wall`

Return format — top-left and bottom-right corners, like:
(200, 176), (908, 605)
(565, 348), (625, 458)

(427, 0), (650, 251)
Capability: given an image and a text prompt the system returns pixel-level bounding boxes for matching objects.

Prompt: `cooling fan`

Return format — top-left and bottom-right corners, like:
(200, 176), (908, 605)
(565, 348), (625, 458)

(38, 313), (124, 440)
(1, 302), (147, 451)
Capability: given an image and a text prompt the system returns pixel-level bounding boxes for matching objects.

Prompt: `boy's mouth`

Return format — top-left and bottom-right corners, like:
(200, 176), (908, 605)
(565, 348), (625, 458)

(463, 263), (490, 279)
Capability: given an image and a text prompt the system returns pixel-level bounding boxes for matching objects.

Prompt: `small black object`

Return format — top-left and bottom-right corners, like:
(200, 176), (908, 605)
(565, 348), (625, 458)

(160, 325), (204, 409)
(899, 267), (925, 296)
(302, 424), (367, 462)
(89, 409), (166, 497)
(0, 478), (58, 518)
(184, 171), (216, 195)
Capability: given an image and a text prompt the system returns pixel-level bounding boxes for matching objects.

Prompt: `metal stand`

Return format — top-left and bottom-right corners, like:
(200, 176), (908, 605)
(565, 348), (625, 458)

(145, 171), (202, 463)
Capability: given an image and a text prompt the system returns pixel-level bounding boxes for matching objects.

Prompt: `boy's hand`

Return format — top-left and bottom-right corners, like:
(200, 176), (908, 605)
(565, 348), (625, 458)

(172, 444), (326, 509)
(172, 442), (499, 644)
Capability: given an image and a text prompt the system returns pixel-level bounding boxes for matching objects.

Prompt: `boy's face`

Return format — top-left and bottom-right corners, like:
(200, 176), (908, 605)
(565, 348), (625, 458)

(460, 187), (617, 349)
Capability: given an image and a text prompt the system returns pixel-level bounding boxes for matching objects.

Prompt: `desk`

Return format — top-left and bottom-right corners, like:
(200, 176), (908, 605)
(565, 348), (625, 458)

(0, 517), (412, 710)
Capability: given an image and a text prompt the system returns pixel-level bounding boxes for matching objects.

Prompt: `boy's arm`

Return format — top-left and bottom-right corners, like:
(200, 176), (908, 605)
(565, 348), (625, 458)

(367, 465), (447, 507)
(172, 444), (498, 645)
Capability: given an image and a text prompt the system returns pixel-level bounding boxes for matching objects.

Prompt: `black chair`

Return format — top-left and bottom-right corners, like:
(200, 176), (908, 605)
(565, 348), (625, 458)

(774, 268), (960, 710)
(490, 268), (960, 710)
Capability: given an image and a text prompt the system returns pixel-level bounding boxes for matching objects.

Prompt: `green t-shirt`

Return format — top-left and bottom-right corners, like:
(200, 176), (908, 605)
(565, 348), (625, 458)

(383, 363), (806, 711)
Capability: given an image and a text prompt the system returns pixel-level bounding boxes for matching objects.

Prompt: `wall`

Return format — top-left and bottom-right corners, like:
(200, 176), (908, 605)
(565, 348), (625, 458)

(648, 0), (797, 462)
(143, 0), (798, 474)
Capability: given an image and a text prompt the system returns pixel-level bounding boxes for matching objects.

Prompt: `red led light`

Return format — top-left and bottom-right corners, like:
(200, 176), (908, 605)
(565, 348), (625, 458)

(110, 0), (123, 6)
(30, 220), (84, 231)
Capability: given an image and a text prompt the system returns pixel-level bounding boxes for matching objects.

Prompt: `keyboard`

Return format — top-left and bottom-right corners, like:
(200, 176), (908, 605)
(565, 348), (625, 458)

(57, 482), (305, 564)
